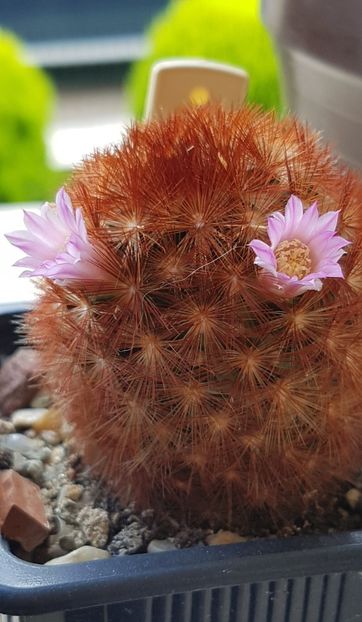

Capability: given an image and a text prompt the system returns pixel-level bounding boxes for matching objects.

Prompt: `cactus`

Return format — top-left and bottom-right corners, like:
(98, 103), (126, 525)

(18, 105), (362, 525)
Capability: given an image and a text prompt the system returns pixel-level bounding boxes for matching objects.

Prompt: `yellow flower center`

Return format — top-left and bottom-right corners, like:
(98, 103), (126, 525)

(275, 239), (312, 279)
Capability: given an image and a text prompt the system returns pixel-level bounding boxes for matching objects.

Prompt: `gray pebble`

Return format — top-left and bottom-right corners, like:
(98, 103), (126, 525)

(110, 511), (122, 530)
(56, 497), (79, 524)
(11, 450), (27, 472)
(0, 448), (13, 469)
(18, 459), (44, 485)
(59, 531), (87, 552)
(50, 446), (65, 464)
(120, 507), (134, 520)
(0, 419), (15, 434)
(46, 543), (67, 560)
(44, 461), (63, 481)
(108, 522), (145, 555)
(39, 447), (52, 463)
(47, 517), (86, 553)
(24, 429), (37, 438)
(43, 464), (62, 489)
(55, 483), (86, 524)
(78, 506), (109, 548)
(30, 393), (52, 409)
(41, 430), (61, 446)
(0, 433), (44, 458)
(124, 513), (141, 525)
(140, 509), (155, 527)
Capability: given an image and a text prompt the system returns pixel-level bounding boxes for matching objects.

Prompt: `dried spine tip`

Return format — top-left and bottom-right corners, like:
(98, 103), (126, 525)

(26, 105), (362, 526)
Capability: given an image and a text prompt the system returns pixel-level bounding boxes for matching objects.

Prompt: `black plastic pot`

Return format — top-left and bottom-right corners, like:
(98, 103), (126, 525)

(1, 309), (362, 621)
(1, 531), (362, 621)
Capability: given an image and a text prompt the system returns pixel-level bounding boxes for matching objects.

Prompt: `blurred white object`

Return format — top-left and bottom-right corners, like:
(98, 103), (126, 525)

(49, 122), (128, 169)
(47, 86), (131, 169)
(0, 205), (39, 306)
(145, 59), (249, 120)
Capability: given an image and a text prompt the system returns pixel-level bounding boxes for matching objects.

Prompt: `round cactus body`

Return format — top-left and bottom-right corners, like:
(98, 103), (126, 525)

(27, 106), (362, 525)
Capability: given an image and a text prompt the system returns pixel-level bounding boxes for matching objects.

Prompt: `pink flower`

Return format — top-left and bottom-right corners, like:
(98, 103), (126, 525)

(249, 195), (350, 298)
(5, 188), (106, 282)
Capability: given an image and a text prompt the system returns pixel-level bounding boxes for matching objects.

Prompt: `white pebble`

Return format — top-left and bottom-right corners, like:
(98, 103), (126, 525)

(50, 446), (65, 464)
(45, 545), (110, 565)
(11, 408), (48, 430)
(41, 430), (61, 446)
(147, 539), (177, 553)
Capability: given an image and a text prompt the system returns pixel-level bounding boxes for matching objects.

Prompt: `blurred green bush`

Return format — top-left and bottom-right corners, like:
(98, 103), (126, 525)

(0, 30), (62, 204)
(127, 0), (282, 119)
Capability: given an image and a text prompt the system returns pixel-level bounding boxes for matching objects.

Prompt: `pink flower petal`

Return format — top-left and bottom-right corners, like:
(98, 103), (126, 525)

(5, 231), (52, 260)
(42, 259), (106, 281)
(6, 187), (109, 284)
(249, 239), (276, 271)
(23, 210), (55, 242)
(308, 230), (335, 258)
(75, 208), (88, 241)
(259, 270), (323, 297)
(313, 210), (340, 236)
(5, 229), (35, 247)
(267, 215), (284, 248)
(287, 277), (322, 293)
(283, 195), (304, 237)
(250, 195), (350, 299)
(39, 202), (50, 218)
(316, 262), (344, 278)
(323, 235), (351, 254)
(56, 187), (77, 232)
(297, 202), (319, 241)
(13, 256), (43, 269)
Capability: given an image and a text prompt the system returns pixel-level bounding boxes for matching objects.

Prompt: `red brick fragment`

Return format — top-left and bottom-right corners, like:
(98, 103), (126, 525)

(0, 348), (40, 417)
(0, 469), (50, 551)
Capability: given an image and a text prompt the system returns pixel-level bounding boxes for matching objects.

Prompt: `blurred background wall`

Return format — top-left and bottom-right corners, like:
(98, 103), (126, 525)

(0, 0), (281, 204)
(0, 0), (168, 200)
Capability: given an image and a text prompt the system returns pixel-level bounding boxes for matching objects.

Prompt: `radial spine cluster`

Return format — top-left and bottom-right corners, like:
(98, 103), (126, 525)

(27, 105), (362, 525)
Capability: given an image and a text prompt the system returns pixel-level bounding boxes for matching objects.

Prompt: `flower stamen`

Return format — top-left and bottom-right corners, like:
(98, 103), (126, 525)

(275, 239), (312, 279)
